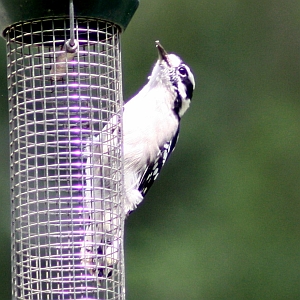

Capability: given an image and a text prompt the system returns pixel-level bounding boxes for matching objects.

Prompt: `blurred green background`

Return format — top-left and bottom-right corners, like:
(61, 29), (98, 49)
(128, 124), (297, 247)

(0, 0), (300, 299)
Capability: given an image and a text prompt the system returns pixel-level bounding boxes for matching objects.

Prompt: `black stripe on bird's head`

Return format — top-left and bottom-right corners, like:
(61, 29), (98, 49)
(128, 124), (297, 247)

(156, 41), (195, 99)
(155, 41), (195, 117)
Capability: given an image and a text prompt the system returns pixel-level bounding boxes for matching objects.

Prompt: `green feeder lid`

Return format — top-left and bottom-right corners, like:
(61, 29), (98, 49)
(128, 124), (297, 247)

(0, 0), (139, 36)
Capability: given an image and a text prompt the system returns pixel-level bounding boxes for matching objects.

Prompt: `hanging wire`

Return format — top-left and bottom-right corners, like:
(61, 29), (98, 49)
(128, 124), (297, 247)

(50, 0), (78, 80)
(68, 0), (75, 47)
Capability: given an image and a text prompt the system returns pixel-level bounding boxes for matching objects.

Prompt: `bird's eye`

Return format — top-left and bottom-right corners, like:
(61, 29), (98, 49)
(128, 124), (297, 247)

(178, 66), (187, 76)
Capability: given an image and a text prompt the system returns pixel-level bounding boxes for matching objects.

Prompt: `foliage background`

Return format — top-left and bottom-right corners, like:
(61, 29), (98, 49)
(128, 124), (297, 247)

(0, 0), (300, 299)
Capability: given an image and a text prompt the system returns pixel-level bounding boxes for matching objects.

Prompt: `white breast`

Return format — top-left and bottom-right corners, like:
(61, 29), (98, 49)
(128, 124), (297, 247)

(122, 82), (179, 212)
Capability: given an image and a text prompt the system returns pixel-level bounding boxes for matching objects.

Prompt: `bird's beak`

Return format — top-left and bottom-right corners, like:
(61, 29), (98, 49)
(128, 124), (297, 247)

(155, 40), (170, 66)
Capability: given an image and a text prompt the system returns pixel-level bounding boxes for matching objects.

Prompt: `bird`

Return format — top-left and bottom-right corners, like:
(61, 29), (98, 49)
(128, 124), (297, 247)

(80, 41), (195, 284)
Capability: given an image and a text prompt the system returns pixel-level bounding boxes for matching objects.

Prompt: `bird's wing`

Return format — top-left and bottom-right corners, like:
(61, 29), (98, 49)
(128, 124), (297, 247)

(138, 127), (180, 197)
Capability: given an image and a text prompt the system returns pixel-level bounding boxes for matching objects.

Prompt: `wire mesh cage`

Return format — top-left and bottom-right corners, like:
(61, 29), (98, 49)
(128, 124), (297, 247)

(5, 17), (125, 299)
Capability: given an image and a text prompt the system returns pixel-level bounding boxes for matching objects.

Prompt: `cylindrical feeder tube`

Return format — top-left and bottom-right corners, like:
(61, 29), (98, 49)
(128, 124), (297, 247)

(1, 0), (139, 299)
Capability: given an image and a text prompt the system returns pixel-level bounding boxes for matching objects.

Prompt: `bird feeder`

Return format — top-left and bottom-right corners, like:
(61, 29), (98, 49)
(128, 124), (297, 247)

(0, 0), (138, 299)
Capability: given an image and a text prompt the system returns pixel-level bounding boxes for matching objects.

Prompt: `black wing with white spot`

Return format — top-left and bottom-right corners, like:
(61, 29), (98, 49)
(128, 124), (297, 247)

(138, 128), (180, 197)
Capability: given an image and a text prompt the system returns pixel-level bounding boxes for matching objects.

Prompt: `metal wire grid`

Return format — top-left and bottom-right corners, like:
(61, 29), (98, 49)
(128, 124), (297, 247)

(6, 18), (124, 299)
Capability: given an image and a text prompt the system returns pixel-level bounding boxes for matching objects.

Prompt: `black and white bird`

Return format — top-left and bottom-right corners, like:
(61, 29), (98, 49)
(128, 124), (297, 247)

(81, 41), (195, 283)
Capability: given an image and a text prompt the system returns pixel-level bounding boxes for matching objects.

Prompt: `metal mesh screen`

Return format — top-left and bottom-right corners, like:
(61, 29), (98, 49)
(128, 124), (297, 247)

(6, 18), (124, 299)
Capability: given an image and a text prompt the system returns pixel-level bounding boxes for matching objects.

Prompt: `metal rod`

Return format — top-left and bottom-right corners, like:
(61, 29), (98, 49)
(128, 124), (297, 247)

(69, 0), (75, 47)
(50, 0), (78, 81)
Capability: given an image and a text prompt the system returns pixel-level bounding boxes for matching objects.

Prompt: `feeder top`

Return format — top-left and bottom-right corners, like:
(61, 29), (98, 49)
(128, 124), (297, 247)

(0, 0), (139, 36)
